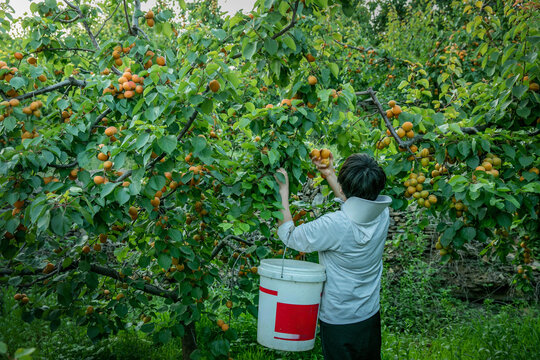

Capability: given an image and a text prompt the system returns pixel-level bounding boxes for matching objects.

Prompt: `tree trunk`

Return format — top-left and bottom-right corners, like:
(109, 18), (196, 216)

(182, 322), (197, 360)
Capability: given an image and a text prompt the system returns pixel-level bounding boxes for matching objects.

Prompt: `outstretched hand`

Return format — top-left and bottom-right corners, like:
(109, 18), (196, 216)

(275, 168), (289, 192)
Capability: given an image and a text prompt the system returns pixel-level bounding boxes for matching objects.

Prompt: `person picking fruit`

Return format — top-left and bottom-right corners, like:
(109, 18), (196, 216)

(275, 151), (391, 360)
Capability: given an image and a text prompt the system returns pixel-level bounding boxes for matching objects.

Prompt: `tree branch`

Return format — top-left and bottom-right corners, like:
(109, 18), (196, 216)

(115, 107), (200, 183)
(48, 108), (112, 169)
(333, 39), (373, 52)
(272, 0), (300, 39)
(63, 0), (122, 76)
(210, 235), (254, 260)
(14, 77), (86, 101)
(42, 47), (95, 53)
(0, 261), (181, 301)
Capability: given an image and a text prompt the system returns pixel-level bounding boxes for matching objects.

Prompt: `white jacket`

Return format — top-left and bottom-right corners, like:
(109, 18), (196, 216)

(277, 196), (391, 325)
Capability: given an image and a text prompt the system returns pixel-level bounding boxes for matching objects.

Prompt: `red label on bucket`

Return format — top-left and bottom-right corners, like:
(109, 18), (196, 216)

(260, 286), (278, 296)
(274, 302), (319, 341)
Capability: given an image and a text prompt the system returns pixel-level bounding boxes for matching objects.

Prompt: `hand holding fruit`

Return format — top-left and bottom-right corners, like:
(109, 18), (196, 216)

(310, 148), (334, 178)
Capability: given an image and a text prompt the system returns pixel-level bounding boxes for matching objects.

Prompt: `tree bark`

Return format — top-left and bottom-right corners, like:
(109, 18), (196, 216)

(182, 322), (197, 360)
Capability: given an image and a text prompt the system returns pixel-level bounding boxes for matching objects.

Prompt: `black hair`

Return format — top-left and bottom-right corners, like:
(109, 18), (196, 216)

(337, 153), (386, 201)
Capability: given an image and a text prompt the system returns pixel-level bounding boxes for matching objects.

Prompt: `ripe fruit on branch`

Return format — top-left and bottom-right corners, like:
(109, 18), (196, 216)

(14, 52), (23, 60)
(97, 152), (109, 161)
(388, 100), (396, 107)
(308, 75), (317, 85)
(145, 10), (154, 19)
(306, 54), (316, 62)
(82, 245), (91, 254)
(402, 121), (413, 132)
(392, 105), (402, 116)
(104, 126), (118, 136)
(209, 80), (220, 92)
(93, 176), (105, 185)
(156, 56), (166, 66)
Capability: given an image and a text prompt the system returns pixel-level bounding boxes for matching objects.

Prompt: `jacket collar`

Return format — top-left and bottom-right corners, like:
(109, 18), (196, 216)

(342, 195), (392, 224)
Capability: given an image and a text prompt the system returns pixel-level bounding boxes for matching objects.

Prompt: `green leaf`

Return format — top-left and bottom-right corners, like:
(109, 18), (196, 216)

(209, 339), (230, 356)
(512, 85), (528, 99)
(50, 211), (65, 236)
(158, 253), (172, 270)
(0, 342), (6, 354)
(100, 182), (119, 198)
(157, 135), (177, 154)
(242, 41), (257, 60)
(87, 326), (100, 339)
(10, 77), (27, 90)
(328, 63), (339, 78)
(14, 347), (35, 359)
(114, 188), (130, 205)
(158, 329), (171, 344)
(283, 36), (296, 51)
(115, 303), (128, 317)
(192, 136), (207, 153)
(264, 38), (278, 55)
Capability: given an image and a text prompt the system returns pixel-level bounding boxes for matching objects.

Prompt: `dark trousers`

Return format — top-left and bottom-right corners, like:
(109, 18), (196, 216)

(320, 311), (381, 360)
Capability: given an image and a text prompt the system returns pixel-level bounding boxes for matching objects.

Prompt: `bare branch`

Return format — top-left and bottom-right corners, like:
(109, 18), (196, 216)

(14, 77), (86, 101)
(333, 39), (373, 53)
(272, 0), (300, 39)
(96, 2), (122, 37)
(42, 47), (95, 53)
(123, 0), (133, 35)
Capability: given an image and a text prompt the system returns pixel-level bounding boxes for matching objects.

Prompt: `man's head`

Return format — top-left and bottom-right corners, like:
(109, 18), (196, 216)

(337, 154), (386, 201)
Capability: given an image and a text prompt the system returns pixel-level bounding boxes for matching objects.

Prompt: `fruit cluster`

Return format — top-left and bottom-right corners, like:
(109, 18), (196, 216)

(403, 172), (438, 208)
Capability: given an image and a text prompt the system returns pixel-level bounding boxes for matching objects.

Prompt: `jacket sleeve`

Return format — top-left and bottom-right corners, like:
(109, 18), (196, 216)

(277, 213), (342, 253)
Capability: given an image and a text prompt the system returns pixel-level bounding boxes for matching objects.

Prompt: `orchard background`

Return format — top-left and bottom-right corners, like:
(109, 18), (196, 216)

(0, 0), (539, 359)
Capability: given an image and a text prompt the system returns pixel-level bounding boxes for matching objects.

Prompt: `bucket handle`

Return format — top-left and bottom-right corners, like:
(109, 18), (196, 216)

(280, 246), (288, 278)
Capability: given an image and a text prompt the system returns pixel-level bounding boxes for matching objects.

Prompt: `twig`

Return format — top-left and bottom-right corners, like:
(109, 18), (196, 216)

(123, 0), (133, 35)
(333, 39), (373, 53)
(96, 2), (122, 37)
(272, 0), (300, 39)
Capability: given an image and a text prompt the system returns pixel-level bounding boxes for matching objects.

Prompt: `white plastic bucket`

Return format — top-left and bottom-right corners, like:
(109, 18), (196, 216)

(257, 259), (326, 351)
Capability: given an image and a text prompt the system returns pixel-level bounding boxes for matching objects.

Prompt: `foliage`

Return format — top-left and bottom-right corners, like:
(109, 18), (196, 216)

(0, 0), (538, 358)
